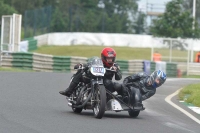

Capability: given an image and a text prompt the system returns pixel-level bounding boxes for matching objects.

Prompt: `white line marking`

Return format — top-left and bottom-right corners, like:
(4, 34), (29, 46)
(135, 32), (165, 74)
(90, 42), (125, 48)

(188, 106), (200, 114)
(165, 88), (200, 124)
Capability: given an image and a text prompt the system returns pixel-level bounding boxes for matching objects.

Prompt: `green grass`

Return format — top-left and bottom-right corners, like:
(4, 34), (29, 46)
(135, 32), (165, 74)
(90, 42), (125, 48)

(0, 67), (34, 72)
(32, 45), (151, 60)
(33, 45), (198, 61)
(179, 83), (200, 107)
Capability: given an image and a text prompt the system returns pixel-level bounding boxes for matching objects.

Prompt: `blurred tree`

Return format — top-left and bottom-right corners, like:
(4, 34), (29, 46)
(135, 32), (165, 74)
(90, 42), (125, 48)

(3, 0), (144, 34)
(50, 7), (67, 32)
(150, 0), (200, 38)
(50, 0), (139, 33)
(103, 0), (138, 33)
(0, 0), (17, 17)
(4, 0), (43, 14)
(182, 0), (200, 26)
(4, 0), (56, 15)
(133, 12), (147, 34)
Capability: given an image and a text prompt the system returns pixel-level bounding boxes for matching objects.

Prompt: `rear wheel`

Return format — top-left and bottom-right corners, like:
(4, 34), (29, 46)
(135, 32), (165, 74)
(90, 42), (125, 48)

(128, 110), (140, 118)
(93, 84), (106, 119)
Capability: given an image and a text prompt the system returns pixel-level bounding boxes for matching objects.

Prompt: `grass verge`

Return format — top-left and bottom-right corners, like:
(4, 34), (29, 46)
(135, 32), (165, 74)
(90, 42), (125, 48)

(0, 67), (34, 72)
(179, 83), (200, 107)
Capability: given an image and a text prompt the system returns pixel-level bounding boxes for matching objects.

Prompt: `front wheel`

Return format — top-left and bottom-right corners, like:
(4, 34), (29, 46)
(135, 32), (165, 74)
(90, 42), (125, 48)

(128, 110), (140, 118)
(92, 84), (106, 119)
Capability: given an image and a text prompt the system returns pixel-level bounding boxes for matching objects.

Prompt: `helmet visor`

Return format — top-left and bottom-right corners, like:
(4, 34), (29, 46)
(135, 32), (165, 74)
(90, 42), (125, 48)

(152, 77), (164, 88)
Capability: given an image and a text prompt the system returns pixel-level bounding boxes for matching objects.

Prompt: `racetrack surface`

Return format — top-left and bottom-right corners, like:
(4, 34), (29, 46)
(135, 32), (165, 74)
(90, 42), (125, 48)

(0, 72), (200, 133)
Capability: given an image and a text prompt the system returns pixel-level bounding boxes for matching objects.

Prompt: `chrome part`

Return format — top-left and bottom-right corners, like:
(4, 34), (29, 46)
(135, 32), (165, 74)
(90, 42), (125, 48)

(68, 102), (72, 107)
(68, 98), (72, 101)
(112, 91), (118, 96)
(83, 92), (88, 101)
(106, 99), (123, 111)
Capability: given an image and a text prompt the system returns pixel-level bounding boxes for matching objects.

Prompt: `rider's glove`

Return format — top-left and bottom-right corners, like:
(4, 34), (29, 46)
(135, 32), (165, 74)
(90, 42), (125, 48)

(111, 63), (119, 72)
(110, 66), (117, 71)
(74, 63), (83, 69)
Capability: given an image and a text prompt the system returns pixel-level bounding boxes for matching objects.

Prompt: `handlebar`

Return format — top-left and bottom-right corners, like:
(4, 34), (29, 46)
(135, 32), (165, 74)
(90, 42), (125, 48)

(105, 68), (116, 72)
(125, 83), (134, 85)
(74, 65), (116, 72)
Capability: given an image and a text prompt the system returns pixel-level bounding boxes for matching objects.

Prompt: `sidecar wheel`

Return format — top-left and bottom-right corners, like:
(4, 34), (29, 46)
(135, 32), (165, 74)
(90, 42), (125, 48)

(93, 84), (106, 119)
(128, 110), (140, 118)
(72, 107), (83, 113)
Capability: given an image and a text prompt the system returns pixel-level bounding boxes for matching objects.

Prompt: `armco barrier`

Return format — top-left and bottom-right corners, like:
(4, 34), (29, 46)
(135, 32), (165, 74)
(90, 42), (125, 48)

(53, 56), (71, 72)
(32, 53), (54, 72)
(1, 52), (178, 77)
(188, 63), (200, 75)
(177, 62), (187, 76)
(128, 60), (144, 74)
(70, 56), (88, 73)
(12, 52), (33, 69)
(24, 38), (38, 51)
(150, 62), (156, 73)
(150, 61), (177, 77)
(166, 63), (177, 77)
(116, 60), (129, 73)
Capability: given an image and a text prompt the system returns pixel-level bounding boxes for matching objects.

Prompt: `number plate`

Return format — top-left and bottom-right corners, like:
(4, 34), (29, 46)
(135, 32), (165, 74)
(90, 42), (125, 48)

(92, 67), (105, 73)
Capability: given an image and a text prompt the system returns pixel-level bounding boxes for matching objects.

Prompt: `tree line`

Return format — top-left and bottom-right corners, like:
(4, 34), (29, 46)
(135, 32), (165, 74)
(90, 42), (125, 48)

(1, 0), (200, 38)
(2, 0), (146, 34)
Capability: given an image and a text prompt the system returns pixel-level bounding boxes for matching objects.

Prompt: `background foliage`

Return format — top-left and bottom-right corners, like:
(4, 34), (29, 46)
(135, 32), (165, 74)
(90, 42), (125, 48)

(150, 0), (200, 38)
(1, 0), (200, 39)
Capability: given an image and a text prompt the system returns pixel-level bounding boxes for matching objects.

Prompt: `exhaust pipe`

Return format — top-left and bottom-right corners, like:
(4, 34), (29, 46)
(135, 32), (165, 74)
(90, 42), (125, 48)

(72, 92), (92, 108)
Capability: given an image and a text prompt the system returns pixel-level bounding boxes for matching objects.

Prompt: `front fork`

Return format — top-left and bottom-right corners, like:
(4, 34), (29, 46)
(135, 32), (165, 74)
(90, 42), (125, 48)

(90, 78), (104, 106)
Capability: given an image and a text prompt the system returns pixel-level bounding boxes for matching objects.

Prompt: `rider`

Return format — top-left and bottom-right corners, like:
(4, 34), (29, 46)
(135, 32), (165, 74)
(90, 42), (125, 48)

(59, 47), (122, 97)
(101, 47), (122, 93)
(122, 70), (167, 101)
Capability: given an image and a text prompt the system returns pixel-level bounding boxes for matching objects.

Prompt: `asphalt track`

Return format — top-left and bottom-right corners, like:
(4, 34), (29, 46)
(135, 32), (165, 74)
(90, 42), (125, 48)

(0, 72), (200, 133)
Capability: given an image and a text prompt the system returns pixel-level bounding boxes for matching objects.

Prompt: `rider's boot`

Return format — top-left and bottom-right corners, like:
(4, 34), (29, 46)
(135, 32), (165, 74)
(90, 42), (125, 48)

(59, 82), (77, 97)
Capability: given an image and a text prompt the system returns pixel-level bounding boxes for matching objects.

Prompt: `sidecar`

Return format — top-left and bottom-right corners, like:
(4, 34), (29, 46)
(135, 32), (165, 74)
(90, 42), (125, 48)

(105, 87), (145, 118)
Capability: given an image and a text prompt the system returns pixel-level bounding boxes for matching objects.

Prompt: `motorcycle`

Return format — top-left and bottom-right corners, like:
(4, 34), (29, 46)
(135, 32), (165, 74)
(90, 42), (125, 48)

(67, 57), (145, 119)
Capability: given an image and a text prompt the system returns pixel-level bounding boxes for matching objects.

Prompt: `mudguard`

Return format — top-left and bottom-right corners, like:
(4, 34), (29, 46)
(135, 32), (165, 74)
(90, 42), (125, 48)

(91, 78), (104, 86)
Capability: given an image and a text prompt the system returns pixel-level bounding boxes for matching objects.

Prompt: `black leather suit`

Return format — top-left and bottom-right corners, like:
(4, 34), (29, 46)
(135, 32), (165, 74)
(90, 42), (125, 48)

(123, 72), (156, 101)
(103, 63), (122, 92)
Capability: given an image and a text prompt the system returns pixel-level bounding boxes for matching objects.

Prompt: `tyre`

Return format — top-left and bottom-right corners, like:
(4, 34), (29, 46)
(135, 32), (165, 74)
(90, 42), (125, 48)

(128, 110), (140, 118)
(72, 107), (83, 113)
(93, 84), (106, 119)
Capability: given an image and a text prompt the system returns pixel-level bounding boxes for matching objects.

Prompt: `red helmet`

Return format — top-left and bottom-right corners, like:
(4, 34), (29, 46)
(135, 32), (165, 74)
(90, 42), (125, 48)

(101, 47), (116, 67)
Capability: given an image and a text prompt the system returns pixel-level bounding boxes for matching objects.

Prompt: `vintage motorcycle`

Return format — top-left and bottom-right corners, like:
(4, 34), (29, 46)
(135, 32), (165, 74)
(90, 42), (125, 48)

(67, 57), (145, 119)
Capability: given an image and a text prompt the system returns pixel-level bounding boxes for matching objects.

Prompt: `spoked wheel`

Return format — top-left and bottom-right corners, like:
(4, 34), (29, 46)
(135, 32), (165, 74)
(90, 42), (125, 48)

(92, 84), (106, 119)
(72, 107), (83, 113)
(128, 110), (140, 118)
